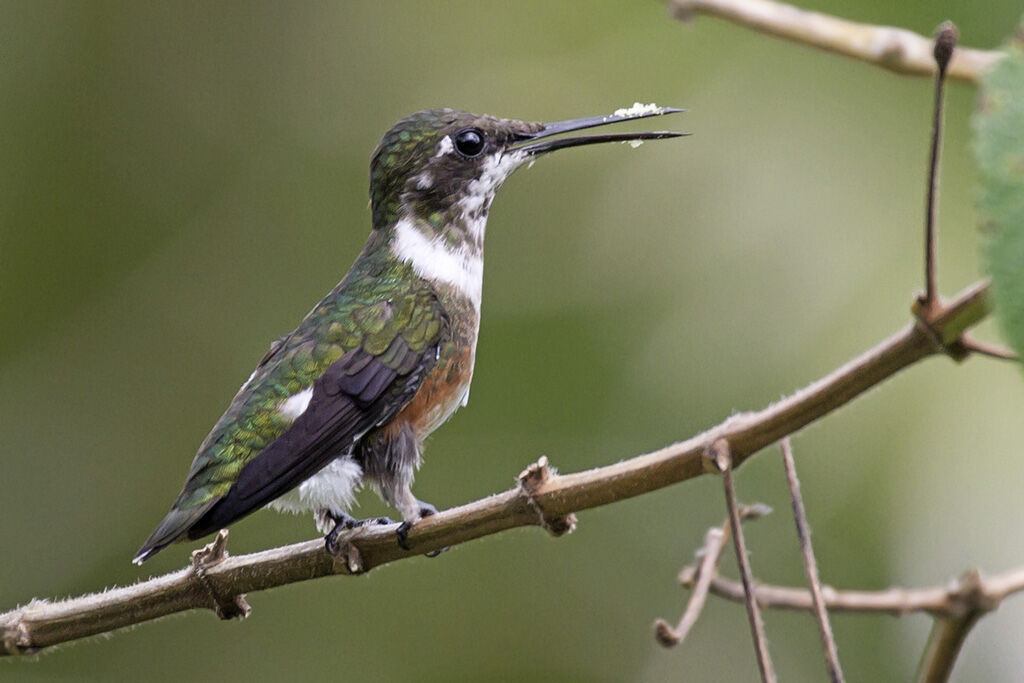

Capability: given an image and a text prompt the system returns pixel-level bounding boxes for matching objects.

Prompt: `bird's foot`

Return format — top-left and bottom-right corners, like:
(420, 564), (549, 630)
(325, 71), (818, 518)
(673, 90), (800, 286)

(324, 512), (394, 556)
(396, 500), (448, 557)
(395, 521), (413, 550)
(417, 500), (439, 518)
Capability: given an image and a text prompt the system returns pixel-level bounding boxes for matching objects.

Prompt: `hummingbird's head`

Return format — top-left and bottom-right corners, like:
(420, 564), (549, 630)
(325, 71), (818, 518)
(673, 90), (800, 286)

(372, 105), (684, 310)
(369, 105), (685, 232)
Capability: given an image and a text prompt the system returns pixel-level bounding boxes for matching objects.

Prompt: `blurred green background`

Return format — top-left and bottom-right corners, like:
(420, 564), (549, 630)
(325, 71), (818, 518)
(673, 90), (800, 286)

(3, 1), (1024, 681)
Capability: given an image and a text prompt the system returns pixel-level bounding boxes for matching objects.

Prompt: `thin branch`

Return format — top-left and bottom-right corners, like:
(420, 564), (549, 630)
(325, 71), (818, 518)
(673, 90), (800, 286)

(710, 441), (777, 682)
(654, 503), (771, 647)
(922, 22), (957, 309)
(668, 515), (1024, 680)
(655, 527), (730, 647)
(669, 0), (1000, 83)
(0, 280), (991, 656)
(681, 566), (1024, 618)
(780, 438), (844, 683)
(916, 615), (983, 683)
(915, 570), (1000, 683)
(957, 334), (1019, 361)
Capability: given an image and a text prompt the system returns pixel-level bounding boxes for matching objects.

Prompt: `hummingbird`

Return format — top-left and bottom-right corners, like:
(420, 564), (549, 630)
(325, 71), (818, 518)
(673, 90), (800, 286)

(133, 104), (685, 564)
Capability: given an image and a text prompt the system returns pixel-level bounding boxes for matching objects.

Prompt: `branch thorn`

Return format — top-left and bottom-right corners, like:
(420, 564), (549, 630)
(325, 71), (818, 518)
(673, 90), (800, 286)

(703, 438), (732, 474)
(330, 540), (366, 576)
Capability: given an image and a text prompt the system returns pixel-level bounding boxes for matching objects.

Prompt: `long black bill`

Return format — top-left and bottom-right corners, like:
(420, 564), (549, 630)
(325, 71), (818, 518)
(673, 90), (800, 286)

(515, 105), (687, 155)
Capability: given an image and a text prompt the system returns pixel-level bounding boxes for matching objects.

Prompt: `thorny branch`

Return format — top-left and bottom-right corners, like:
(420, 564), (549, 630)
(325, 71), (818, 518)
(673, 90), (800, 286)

(0, 279), (992, 655)
(669, 0), (1001, 83)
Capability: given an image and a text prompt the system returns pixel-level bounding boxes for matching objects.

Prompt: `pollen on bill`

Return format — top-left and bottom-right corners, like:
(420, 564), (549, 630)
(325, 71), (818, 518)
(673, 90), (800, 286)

(612, 102), (665, 118)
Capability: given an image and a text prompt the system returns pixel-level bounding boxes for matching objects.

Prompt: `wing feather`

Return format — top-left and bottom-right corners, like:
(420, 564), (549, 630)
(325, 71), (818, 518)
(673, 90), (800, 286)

(133, 286), (446, 563)
(187, 342), (436, 538)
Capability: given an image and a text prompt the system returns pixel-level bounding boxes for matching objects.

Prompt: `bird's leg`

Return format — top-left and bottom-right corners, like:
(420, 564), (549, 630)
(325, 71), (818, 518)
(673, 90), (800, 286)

(360, 423), (444, 552)
(409, 499), (448, 558)
(323, 509), (394, 556)
(394, 492), (441, 552)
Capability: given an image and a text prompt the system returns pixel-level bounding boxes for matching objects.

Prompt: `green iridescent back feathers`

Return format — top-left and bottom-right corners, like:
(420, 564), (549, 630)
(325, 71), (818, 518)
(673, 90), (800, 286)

(137, 232), (445, 556)
(178, 260), (442, 507)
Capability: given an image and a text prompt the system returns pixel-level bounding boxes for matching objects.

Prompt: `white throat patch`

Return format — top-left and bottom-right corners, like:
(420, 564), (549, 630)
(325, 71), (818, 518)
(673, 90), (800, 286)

(392, 218), (485, 308)
(391, 150), (528, 308)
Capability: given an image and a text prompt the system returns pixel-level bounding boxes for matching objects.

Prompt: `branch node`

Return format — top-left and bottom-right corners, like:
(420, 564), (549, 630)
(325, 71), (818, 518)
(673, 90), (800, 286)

(518, 456), (577, 536)
(190, 529), (251, 620)
(676, 507), (770, 586)
(2, 618), (34, 656)
(330, 540), (366, 576)
(911, 300), (970, 362)
(948, 569), (999, 617)
(703, 438), (732, 473)
(940, 339), (977, 363)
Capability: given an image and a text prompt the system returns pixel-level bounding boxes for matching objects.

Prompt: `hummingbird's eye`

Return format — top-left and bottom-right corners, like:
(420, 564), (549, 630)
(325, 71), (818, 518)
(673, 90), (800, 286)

(454, 128), (485, 158)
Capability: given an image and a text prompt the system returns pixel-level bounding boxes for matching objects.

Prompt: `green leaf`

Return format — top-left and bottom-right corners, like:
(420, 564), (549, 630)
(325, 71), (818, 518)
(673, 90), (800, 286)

(975, 37), (1024, 361)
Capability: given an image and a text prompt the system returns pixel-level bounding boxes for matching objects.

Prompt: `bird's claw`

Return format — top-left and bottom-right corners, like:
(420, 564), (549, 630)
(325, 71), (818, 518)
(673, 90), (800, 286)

(325, 526), (345, 556)
(396, 521), (413, 550)
(324, 514), (395, 556)
(396, 501), (447, 555)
